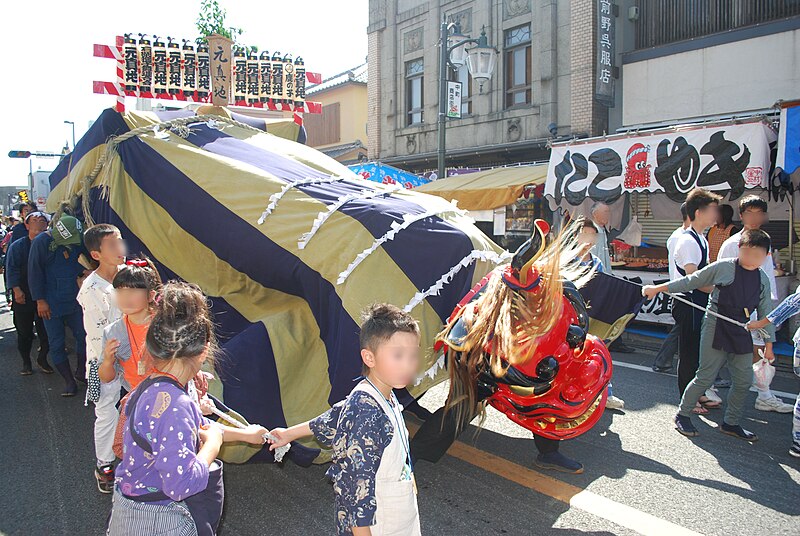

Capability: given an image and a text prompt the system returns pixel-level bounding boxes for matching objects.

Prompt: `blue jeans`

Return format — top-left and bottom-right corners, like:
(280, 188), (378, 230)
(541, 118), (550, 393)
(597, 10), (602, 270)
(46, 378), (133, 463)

(43, 309), (86, 366)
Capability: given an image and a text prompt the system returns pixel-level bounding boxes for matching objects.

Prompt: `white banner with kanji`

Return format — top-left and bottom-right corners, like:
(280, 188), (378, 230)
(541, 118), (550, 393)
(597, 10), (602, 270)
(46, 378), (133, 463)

(545, 120), (777, 206)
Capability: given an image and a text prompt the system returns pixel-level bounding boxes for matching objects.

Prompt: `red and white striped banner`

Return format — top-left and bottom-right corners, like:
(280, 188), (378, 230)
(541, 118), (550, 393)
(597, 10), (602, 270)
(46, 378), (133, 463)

(93, 38), (322, 115)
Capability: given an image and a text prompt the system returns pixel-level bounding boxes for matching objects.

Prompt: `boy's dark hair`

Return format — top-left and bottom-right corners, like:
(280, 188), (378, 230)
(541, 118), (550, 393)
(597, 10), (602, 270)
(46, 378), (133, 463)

(738, 228), (771, 253)
(360, 304), (419, 372)
(112, 256), (163, 293)
(146, 281), (217, 363)
(84, 224), (121, 253)
(680, 202), (688, 221)
(685, 188), (721, 221)
(738, 195), (768, 214)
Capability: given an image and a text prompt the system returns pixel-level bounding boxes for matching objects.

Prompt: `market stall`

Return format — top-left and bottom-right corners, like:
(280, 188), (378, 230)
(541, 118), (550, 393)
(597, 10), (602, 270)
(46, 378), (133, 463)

(415, 163), (550, 249)
(545, 117), (790, 325)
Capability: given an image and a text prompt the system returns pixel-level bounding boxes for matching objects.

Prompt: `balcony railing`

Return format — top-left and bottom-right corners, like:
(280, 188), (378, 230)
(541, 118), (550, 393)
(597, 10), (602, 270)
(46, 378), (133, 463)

(635, 0), (800, 49)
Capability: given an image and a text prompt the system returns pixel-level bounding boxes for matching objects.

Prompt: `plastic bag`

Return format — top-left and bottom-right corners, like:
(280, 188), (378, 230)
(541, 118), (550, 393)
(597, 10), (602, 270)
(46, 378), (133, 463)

(752, 357), (776, 392)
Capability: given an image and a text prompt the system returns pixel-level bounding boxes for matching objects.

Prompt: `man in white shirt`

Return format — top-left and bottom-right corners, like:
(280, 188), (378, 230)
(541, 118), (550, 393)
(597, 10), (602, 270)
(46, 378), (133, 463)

(717, 195), (793, 413)
(672, 189), (720, 412)
(652, 203), (689, 373)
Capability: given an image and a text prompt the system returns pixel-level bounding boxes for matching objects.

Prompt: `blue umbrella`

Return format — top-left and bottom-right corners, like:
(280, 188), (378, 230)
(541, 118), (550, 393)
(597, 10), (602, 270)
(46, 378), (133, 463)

(348, 162), (430, 189)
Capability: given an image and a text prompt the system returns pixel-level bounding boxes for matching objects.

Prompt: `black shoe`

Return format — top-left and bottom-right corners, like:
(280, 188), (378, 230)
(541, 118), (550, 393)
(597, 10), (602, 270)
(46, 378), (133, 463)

(652, 365), (672, 373)
(720, 422), (758, 442)
(713, 378), (731, 389)
(95, 464), (115, 494)
(20, 366), (33, 376)
(36, 356), (54, 374)
(674, 414), (699, 437)
(789, 444), (800, 458)
(534, 452), (584, 474)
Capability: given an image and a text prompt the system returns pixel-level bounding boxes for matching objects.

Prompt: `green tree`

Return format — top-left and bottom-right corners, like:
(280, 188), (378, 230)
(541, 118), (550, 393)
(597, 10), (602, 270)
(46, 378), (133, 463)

(195, 0), (243, 42)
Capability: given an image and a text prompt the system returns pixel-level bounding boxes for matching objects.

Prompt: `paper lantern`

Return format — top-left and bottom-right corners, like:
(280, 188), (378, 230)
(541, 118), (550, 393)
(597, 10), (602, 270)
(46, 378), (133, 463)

(137, 34), (153, 93)
(182, 40), (197, 98)
(167, 37), (182, 95)
(123, 34), (138, 91)
(152, 36), (168, 95)
(233, 46), (247, 104)
(258, 51), (272, 103)
(197, 42), (210, 99)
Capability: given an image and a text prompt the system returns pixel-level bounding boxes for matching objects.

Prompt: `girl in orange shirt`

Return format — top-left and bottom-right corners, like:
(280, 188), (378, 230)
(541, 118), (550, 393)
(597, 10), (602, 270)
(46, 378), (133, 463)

(98, 258), (162, 391)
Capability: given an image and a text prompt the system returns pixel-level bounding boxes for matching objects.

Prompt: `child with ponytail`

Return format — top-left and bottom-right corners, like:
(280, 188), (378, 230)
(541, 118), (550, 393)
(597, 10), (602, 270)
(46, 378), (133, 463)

(107, 281), (268, 536)
(98, 257), (162, 392)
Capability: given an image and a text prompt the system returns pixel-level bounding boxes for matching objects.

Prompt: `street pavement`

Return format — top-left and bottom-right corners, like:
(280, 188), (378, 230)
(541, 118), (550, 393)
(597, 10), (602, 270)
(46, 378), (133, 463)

(0, 306), (798, 536)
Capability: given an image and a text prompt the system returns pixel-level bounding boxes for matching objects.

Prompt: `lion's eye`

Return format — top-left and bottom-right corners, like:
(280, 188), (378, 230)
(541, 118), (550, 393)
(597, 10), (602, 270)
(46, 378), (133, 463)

(536, 356), (559, 381)
(566, 325), (586, 349)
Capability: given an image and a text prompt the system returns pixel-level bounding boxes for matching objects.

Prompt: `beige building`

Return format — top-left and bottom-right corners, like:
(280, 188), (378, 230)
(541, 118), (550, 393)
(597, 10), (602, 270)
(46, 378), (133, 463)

(305, 63), (369, 164)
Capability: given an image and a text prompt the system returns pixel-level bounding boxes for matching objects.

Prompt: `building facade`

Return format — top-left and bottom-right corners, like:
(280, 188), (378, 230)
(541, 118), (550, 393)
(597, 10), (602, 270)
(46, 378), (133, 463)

(368, 0), (800, 173)
(368, 0), (594, 173)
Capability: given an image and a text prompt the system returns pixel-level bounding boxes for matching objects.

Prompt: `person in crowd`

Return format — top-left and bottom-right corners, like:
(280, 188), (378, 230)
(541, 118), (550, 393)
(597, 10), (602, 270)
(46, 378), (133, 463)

(747, 288), (800, 457)
(718, 195), (793, 413)
(107, 281), (268, 536)
(644, 229), (775, 440)
(268, 303), (422, 536)
(28, 214), (91, 396)
(670, 188), (721, 413)
(77, 224), (126, 493)
(11, 202), (38, 243)
(590, 201), (635, 353)
(5, 211), (52, 375)
(707, 204), (736, 262)
(577, 219), (625, 411)
(652, 203), (689, 373)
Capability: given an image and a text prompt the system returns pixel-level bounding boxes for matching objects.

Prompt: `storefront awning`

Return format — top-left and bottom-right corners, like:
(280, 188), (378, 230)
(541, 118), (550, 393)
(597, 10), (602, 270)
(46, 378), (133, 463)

(415, 164), (548, 210)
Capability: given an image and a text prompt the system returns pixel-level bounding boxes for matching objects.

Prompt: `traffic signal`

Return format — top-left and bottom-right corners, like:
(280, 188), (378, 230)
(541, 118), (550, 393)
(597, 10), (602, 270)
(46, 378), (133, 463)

(18, 190), (29, 203)
(8, 150), (31, 158)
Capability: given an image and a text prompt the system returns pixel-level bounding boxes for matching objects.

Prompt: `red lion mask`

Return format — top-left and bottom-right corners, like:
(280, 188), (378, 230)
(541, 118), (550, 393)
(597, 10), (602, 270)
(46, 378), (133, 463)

(437, 220), (612, 440)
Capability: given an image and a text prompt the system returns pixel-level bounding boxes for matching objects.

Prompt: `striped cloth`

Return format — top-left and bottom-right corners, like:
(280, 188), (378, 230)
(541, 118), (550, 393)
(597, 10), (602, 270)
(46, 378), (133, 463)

(107, 488), (196, 536)
(48, 108), (502, 463)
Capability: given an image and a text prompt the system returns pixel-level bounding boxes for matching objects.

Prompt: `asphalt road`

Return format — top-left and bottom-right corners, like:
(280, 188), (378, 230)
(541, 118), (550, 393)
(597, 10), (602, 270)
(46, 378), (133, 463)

(0, 306), (798, 536)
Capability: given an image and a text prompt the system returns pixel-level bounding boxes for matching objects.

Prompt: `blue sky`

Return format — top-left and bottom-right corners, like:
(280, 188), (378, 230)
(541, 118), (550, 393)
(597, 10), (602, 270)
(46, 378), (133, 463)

(0, 0), (368, 186)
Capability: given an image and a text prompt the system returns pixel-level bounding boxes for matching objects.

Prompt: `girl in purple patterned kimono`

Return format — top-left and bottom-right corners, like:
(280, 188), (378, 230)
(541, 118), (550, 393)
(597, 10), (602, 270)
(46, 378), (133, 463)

(107, 281), (268, 536)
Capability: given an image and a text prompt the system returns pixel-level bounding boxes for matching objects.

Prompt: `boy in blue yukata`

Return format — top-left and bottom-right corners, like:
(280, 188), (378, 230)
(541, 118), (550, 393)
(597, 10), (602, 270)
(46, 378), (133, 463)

(28, 214), (92, 396)
(748, 290), (800, 457)
(269, 304), (422, 536)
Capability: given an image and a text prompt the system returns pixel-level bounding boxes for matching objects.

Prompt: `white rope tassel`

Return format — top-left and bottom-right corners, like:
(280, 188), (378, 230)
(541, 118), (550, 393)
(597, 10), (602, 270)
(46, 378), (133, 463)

(336, 204), (469, 284)
(208, 406), (290, 463)
(257, 177), (343, 225)
(297, 185), (404, 250)
(403, 250), (513, 313)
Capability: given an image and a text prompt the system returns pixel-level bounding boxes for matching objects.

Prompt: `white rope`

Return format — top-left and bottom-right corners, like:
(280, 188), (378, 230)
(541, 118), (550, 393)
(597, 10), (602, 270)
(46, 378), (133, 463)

(617, 273), (772, 340)
(336, 203), (469, 284)
(402, 250), (513, 313)
(257, 176), (344, 225)
(207, 406), (290, 463)
(297, 185), (404, 250)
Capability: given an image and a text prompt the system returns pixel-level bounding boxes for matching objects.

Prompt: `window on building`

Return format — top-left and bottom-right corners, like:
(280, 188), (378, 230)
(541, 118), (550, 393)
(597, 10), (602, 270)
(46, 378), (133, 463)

(304, 102), (341, 147)
(504, 24), (531, 108)
(406, 59), (424, 125)
(448, 64), (472, 115)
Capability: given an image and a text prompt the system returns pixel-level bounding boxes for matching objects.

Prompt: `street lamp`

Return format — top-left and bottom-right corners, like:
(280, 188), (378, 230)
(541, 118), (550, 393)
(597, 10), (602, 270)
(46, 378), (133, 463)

(64, 120), (76, 149)
(437, 21), (497, 181)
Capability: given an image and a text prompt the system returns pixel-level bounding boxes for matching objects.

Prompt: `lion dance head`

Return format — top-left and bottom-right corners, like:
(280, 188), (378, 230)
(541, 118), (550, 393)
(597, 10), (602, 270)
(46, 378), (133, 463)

(438, 219), (612, 440)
